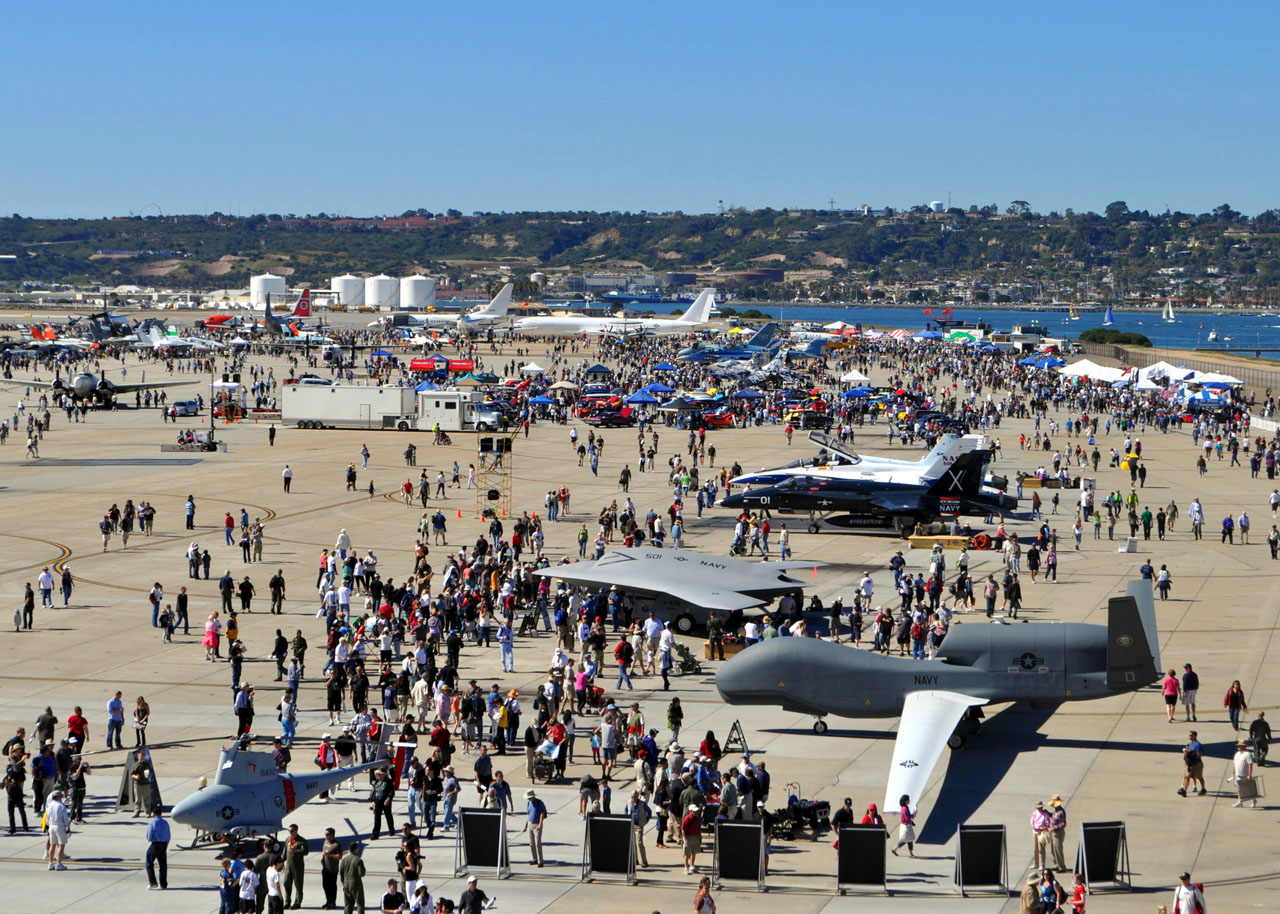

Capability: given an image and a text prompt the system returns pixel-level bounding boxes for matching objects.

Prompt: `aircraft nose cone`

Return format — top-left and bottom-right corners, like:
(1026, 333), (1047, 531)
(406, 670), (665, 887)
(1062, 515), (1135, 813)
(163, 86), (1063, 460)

(170, 789), (209, 826)
(715, 645), (776, 704)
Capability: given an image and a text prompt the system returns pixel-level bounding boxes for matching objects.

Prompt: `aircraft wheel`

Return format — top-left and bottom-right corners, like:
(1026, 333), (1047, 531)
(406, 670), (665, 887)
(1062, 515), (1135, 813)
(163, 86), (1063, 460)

(964, 718), (981, 735)
(674, 613), (696, 636)
(947, 732), (965, 749)
(813, 719), (829, 734)
(807, 523), (820, 535)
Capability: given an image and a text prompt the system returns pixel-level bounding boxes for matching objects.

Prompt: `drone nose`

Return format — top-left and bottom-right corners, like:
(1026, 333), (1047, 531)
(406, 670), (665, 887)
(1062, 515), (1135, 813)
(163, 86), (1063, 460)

(170, 789), (207, 826)
(715, 644), (779, 704)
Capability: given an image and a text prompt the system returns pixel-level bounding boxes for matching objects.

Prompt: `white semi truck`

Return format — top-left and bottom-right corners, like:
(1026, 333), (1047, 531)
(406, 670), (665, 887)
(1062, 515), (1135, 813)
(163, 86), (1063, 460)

(282, 384), (504, 432)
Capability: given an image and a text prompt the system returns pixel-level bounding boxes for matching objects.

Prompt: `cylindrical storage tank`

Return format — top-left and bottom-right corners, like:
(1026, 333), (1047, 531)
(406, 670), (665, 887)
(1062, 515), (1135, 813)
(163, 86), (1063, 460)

(365, 275), (399, 310)
(250, 273), (287, 306)
(331, 274), (365, 308)
(400, 276), (436, 311)
(530, 272), (546, 287)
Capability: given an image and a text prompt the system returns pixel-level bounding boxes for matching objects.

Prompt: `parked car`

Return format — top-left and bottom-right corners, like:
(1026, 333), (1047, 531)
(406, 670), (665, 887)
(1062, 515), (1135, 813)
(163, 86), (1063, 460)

(171, 400), (201, 417)
(584, 407), (637, 428)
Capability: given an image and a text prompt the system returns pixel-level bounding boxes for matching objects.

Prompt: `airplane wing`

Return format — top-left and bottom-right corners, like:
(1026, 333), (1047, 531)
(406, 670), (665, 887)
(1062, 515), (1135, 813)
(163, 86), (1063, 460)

(884, 690), (987, 813)
(16, 376), (197, 393)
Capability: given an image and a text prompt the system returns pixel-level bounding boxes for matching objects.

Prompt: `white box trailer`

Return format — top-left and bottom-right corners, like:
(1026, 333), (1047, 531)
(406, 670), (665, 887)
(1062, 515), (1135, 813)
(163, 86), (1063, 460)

(416, 390), (504, 432)
(282, 384), (418, 430)
(283, 385), (505, 432)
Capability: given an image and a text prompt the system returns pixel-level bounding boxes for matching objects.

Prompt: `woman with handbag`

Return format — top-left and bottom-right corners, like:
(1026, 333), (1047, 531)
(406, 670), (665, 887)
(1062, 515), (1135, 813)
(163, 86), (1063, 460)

(133, 697), (150, 747)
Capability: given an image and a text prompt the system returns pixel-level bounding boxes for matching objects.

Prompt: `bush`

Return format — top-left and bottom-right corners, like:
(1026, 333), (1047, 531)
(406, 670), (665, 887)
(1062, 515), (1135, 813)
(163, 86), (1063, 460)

(1078, 328), (1153, 347)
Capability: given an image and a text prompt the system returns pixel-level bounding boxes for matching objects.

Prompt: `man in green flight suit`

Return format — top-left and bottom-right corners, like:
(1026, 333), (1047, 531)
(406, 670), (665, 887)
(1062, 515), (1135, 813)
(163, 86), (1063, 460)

(339, 842), (365, 914)
(282, 822), (308, 909)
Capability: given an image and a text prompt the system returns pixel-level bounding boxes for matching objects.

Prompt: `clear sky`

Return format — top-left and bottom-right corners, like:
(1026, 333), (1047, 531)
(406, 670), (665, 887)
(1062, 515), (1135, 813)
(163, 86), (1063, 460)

(6, 1), (1279, 218)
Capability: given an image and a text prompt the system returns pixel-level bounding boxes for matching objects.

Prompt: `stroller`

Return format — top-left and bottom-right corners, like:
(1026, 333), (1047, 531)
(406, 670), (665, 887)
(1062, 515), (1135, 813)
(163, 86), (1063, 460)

(675, 642), (703, 675)
(775, 782), (831, 841)
(730, 535), (747, 557)
(531, 741), (561, 783)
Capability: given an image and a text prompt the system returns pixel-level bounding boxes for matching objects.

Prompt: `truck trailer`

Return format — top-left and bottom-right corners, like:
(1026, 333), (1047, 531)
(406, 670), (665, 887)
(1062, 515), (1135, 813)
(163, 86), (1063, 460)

(282, 384), (503, 432)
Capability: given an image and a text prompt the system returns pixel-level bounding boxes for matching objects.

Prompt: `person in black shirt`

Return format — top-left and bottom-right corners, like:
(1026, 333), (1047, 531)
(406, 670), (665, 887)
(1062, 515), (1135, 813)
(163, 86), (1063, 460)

(458, 875), (487, 914)
(831, 797), (855, 830)
(380, 878), (406, 913)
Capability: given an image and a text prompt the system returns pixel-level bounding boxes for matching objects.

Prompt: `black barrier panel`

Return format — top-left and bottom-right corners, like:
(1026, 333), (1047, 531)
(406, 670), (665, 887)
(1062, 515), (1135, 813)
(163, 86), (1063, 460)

(837, 825), (887, 889)
(461, 810), (507, 869)
(955, 824), (1006, 895)
(1075, 821), (1129, 890)
(717, 821), (763, 882)
(587, 815), (632, 875)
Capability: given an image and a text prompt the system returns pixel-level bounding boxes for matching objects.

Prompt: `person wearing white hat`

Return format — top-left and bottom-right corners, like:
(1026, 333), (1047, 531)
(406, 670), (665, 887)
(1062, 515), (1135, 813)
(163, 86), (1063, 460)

(459, 874), (488, 914)
(45, 789), (70, 870)
(522, 789), (547, 866)
(681, 803), (703, 874)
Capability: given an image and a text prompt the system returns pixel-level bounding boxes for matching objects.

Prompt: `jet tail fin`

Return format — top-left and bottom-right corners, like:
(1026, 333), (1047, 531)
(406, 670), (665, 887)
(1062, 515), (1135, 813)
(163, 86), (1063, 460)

(291, 289), (312, 318)
(477, 283), (513, 318)
(747, 321), (778, 348)
(1106, 579), (1160, 690)
(677, 289), (715, 323)
(924, 450), (988, 496)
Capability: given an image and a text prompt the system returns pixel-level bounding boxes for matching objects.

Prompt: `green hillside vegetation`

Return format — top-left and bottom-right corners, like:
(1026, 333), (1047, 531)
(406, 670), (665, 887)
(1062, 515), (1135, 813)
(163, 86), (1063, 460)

(2, 203), (1278, 299)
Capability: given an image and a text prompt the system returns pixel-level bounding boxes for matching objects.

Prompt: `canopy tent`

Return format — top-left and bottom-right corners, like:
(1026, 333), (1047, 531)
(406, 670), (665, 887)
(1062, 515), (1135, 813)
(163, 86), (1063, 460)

(229, 336), (250, 346)
(839, 368), (871, 384)
(651, 361), (678, 371)
(1139, 361), (1194, 383)
(583, 363), (612, 375)
(548, 380), (580, 390)
(1057, 359), (1128, 383)
(1019, 355), (1066, 369)
(527, 394), (555, 405)
(519, 362), (546, 374)
(658, 397), (702, 412)
(371, 349), (393, 357)
(644, 382), (676, 394)
(888, 329), (912, 339)
(1187, 371), (1242, 385)
(912, 330), (943, 340)
(414, 380), (440, 392)
(841, 387), (874, 398)
(731, 387), (765, 400)
(625, 391), (660, 405)
(453, 373), (485, 387)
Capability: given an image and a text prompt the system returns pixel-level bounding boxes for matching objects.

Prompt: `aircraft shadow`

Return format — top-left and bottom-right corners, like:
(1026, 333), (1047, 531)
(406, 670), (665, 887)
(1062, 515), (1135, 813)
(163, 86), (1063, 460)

(918, 705), (1058, 845)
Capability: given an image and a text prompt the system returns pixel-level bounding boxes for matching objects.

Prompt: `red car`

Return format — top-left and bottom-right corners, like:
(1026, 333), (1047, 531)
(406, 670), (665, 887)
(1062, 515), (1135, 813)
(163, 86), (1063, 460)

(584, 407), (636, 427)
(702, 408), (737, 429)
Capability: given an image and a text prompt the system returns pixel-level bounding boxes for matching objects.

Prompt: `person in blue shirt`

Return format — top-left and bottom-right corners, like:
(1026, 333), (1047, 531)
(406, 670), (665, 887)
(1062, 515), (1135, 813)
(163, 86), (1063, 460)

(522, 789), (547, 866)
(218, 857), (238, 914)
(144, 807), (170, 889)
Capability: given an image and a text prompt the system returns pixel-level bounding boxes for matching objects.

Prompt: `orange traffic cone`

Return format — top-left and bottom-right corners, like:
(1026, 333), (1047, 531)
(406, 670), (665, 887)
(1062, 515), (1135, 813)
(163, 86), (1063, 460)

(457, 509), (462, 519)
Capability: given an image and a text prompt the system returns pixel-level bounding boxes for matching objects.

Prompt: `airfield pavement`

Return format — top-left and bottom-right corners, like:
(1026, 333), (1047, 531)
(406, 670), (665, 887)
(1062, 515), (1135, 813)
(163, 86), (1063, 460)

(0, 329), (1277, 914)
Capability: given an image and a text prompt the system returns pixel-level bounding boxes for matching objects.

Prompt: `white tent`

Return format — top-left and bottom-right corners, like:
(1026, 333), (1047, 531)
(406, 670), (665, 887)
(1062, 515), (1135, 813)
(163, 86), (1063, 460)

(1057, 359), (1128, 383)
(1187, 370), (1242, 385)
(519, 363), (546, 374)
(1139, 360), (1192, 383)
(840, 368), (871, 384)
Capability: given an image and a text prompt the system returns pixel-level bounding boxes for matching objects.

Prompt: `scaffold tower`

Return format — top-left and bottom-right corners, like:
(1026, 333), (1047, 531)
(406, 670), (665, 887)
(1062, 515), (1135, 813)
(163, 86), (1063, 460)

(474, 428), (518, 520)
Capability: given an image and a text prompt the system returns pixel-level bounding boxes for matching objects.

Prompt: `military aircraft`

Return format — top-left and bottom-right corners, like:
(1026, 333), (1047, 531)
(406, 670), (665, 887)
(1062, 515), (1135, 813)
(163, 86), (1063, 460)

(730, 432), (994, 488)
(511, 289), (716, 337)
(716, 579), (1160, 819)
(720, 449), (1017, 535)
(533, 547), (823, 634)
(171, 735), (383, 844)
(133, 321), (226, 352)
(677, 321), (780, 363)
(19, 370), (197, 407)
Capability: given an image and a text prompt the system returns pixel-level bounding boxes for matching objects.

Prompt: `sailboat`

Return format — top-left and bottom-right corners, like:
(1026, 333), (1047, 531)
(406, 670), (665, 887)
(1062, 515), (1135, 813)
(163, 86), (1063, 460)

(1163, 299), (1176, 323)
(1102, 305), (1115, 326)
(1069, 302), (1080, 321)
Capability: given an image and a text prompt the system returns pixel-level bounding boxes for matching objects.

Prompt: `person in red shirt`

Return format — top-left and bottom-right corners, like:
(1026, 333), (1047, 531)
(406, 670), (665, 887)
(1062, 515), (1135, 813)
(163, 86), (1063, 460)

(66, 706), (89, 750)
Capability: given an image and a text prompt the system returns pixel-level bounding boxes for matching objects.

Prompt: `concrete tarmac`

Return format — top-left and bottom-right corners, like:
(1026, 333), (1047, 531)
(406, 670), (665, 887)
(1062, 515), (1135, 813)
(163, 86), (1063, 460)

(0, 341), (1276, 913)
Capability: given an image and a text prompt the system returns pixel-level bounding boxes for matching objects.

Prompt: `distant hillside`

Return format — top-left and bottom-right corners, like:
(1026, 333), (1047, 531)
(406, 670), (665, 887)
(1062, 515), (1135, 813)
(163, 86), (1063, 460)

(2, 203), (1279, 302)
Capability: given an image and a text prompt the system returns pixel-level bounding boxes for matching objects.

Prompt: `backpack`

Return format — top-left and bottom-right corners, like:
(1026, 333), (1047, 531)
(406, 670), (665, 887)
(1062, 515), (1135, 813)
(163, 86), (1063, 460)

(910, 623), (924, 641)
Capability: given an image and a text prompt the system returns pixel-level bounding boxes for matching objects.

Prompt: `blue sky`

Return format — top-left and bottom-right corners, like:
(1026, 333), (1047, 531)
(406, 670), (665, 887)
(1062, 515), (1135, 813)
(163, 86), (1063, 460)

(5, 1), (1278, 217)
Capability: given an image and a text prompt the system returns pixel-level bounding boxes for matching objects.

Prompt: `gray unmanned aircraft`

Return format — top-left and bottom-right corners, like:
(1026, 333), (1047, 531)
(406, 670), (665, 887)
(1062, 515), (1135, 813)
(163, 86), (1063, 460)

(716, 579), (1159, 818)
(171, 735), (384, 844)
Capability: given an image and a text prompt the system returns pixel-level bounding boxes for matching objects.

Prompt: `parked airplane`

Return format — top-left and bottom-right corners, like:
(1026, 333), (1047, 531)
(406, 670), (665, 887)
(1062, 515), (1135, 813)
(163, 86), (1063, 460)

(716, 580), (1160, 821)
(720, 450), (1017, 535)
(171, 734), (383, 844)
(677, 321), (780, 363)
(731, 433), (993, 488)
(260, 291), (326, 340)
(133, 321), (226, 352)
(20, 371), (197, 406)
(511, 289), (715, 337)
(371, 283), (513, 335)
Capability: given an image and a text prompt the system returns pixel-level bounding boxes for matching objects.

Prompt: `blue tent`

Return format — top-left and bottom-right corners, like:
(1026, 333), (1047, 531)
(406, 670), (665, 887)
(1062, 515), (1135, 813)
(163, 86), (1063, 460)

(528, 394), (555, 405)
(732, 387), (765, 400)
(652, 361), (678, 371)
(841, 387), (873, 398)
(584, 363), (612, 375)
(626, 391), (660, 405)
(414, 380), (440, 392)
(644, 382), (676, 394)
(371, 349), (393, 357)
(912, 330), (943, 340)
(1199, 381), (1232, 389)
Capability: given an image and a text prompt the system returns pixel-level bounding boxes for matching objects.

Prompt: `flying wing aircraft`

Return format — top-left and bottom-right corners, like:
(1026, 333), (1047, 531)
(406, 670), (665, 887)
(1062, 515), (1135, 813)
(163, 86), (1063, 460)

(511, 289), (715, 337)
(533, 547), (823, 634)
(171, 735), (384, 843)
(716, 579), (1160, 820)
(720, 449), (1017, 535)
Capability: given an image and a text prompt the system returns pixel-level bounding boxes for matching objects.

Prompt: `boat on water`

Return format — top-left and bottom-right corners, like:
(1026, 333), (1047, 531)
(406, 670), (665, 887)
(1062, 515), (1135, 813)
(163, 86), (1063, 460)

(1208, 330), (1220, 342)
(1102, 305), (1114, 326)
(1163, 299), (1176, 323)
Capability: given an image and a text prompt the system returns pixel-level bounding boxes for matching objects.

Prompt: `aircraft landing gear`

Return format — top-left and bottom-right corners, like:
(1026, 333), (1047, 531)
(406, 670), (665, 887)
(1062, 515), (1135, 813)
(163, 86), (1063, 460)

(946, 708), (984, 750)
(813, 717), (829, 734)
(807, 522), (821, 535)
